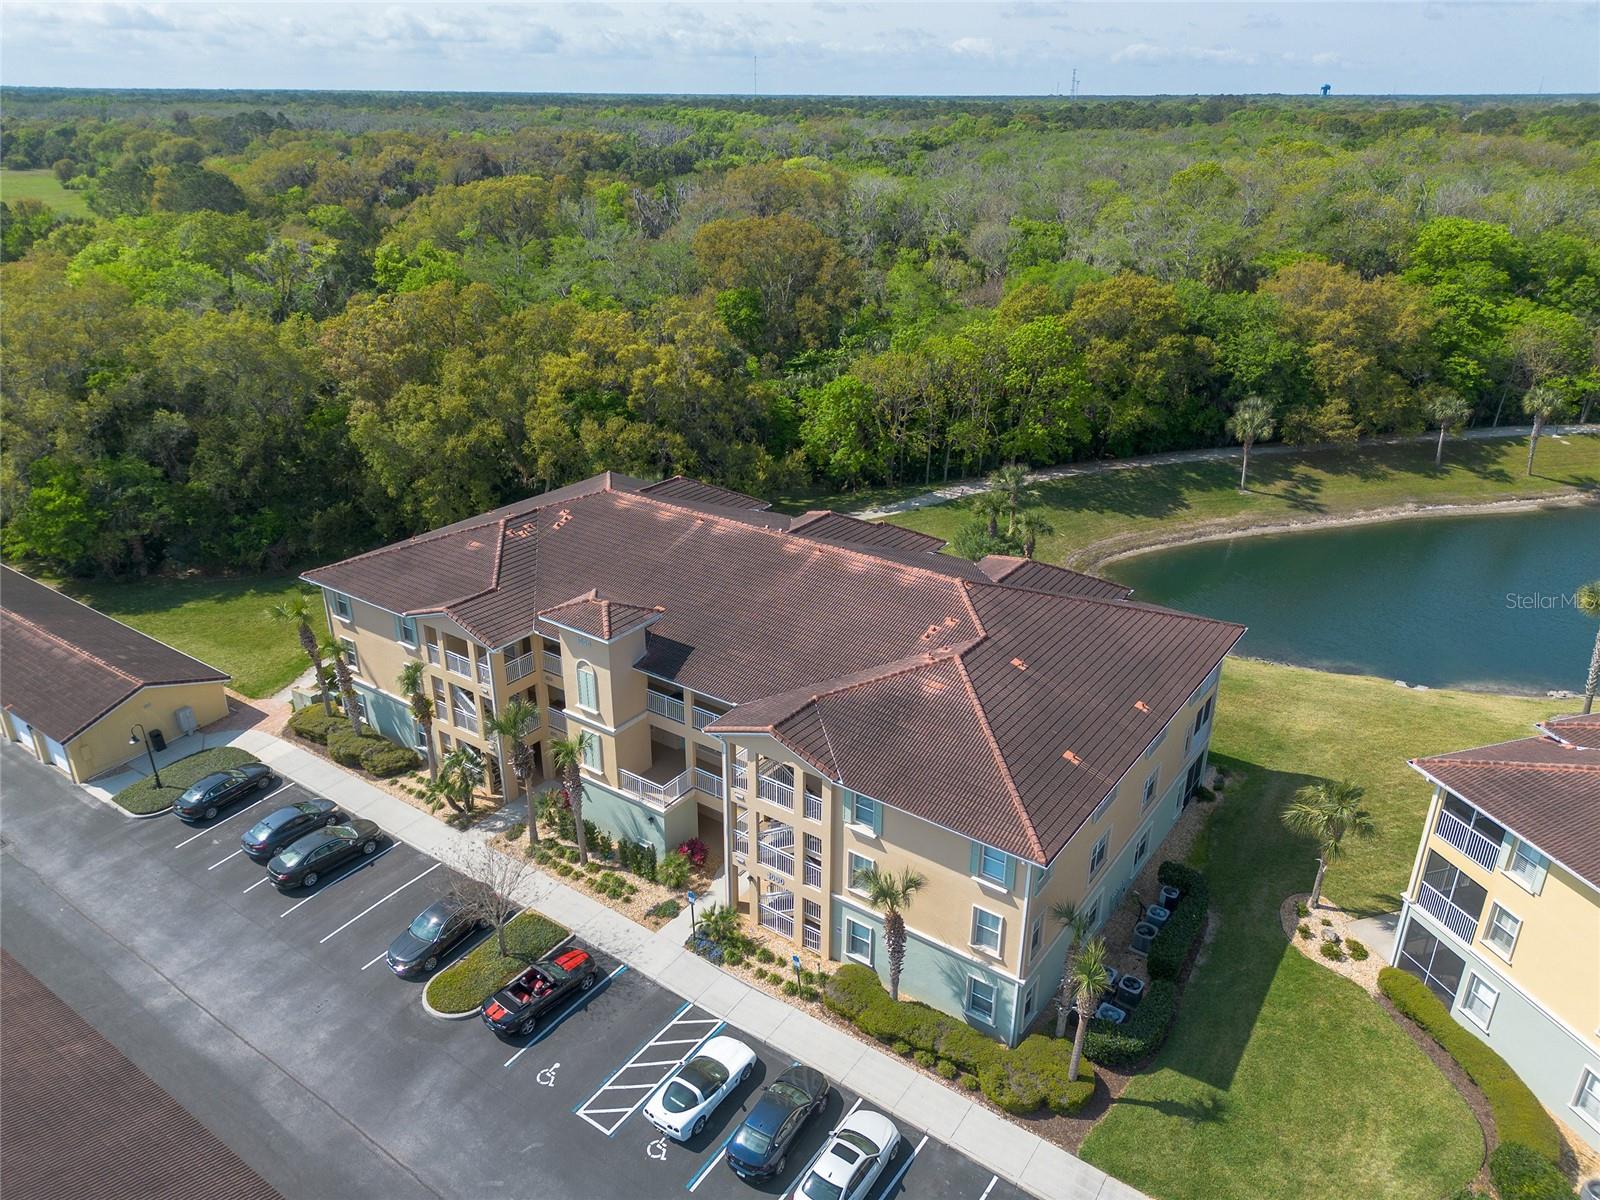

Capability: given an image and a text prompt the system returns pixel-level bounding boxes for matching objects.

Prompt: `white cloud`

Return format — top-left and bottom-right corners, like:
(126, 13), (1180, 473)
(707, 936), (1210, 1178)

(1112, 41), (1259, 66)
(950, 36), (996, 58)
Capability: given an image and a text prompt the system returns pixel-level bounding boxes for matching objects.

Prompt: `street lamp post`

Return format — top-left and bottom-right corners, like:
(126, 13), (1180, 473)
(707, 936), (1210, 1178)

(128, 723), (162, 789)
(686, 889), (698, 936)
(791, 953), (803, 995)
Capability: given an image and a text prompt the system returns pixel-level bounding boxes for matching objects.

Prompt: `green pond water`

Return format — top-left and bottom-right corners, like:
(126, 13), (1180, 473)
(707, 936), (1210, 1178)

(1107, 505), (1599, 694)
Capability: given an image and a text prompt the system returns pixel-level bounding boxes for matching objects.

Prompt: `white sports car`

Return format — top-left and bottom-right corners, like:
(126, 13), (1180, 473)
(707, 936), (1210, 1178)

(642, 1034), (757, 1142)
(795, 1108), (901, 1200)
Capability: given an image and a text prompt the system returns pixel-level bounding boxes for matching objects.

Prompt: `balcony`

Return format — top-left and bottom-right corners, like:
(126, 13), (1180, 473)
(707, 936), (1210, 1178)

(694, 767), (725, 800)
(803, 789), (822, 822)
(476, 657), (492, 687)
(505, 650), (535, 682)
(759, 889), (795, 938)
(803, 857), (821, 889)
(619, 767), (691, 811)
(732, 814), (749, 859)
(547, 708), (567, 735)
(646, 690), (686, 723)
(452, 707), (480, 735)
(757, 818), (795, 875)
(444, 649), (473, 679)
(1435, 807), (1502, 872)
(1417, 881), (1480, 944)
(426, 643), (441, 666)
(758, 769), (794, 809)
(692, 704), (724, 731)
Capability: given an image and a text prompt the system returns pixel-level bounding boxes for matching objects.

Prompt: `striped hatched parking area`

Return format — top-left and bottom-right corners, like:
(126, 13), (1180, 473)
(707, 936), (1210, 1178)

(572, 1003), (723, 1135)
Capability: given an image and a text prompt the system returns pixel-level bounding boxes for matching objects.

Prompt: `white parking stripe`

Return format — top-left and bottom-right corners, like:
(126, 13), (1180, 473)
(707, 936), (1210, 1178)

(361, 950), (389, 970)
(171, 782), (289, 848)
(784, 1098), (863, 1200)
(242, 877), (271, 893)
(573, 1006), (725, 1136)
(876, 1134), (929, 1198)
(318, 862), (439, 942)
(978, 1175), (998, 1200)
(279, 841), (400, 917)
(207, 849), (245, 870)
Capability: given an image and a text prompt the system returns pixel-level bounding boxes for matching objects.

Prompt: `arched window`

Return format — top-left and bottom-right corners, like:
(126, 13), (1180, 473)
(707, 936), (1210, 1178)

(576, 662), (599, 712)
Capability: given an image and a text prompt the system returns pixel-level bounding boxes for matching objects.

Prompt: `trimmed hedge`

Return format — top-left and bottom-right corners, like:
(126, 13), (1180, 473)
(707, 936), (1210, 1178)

(825, 964), (1096, 1115)
(1489, 1144), (1576, 1200)
(112, 746), (260, 815)
(1378, 967), (1562, 1165)
(1083, 979), (1178, 1067)
(289, 706), (420, 777)
(1148, 861), (1210, 981)
(287, 705), (343, 744)
(423, 911), (570, 1015)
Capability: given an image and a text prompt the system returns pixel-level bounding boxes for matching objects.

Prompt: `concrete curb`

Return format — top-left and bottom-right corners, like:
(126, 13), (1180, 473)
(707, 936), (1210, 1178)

(420, 990), (482, 1021)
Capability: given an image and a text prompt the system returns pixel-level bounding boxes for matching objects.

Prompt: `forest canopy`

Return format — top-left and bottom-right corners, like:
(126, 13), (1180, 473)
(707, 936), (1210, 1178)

(2, 90), (1596, 577)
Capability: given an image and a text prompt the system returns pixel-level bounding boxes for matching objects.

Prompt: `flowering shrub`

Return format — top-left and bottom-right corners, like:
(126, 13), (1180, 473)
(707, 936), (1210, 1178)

(676, 837), (709, 868)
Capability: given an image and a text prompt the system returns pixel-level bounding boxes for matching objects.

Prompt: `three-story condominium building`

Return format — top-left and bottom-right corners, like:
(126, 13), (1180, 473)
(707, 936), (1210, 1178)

(303, 472), (1242, 1043)
(1395, 714), (1600, 1150)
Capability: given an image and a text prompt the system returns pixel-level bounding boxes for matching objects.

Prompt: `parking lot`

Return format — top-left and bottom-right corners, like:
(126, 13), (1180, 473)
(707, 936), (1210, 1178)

(1, 747), (1039, 1200)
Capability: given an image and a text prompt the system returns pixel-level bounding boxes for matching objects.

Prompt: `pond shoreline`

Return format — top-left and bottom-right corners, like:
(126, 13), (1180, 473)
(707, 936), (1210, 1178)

(1076, 490), (1598, 572)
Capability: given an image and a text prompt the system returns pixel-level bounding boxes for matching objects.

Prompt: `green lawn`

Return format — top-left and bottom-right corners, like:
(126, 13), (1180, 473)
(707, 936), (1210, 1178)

(1, 168), (92, 217)
(877, 434), (1599, 568)
(55, 573), (327, 699)
(113, 746), (260, 815)
(1079, 658), (1562, 1200)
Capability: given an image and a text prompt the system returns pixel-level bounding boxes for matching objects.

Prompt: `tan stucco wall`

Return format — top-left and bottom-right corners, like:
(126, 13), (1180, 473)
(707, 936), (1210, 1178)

(68, 681), (230, 782)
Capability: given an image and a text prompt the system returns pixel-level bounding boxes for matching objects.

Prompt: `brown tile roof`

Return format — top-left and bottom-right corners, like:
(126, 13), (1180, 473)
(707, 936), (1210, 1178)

(640, 475), (772, 510)
(977, 555), (1134, 601)
(1413, 737), (1600, 891)
(537, 590), (663, 641)
(1540, 713), (1600, 747)
(790, 510), (948, 554)
(0, 568), (228, 743)
(0, 948), (282, 1200)
(306, 475), (1238, 862)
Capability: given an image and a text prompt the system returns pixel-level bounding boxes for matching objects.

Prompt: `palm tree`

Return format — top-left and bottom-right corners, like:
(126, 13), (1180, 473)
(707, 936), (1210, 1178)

(397, 661), (437, 781)
(1424, 386), (1474, 469)
(851, 863), (926, 1001)
(269, 591), (330, 715)
(1281, 780), (1376, 909)
(1066, 937), (1110, 1083)
(973, 489), (1009, 540)
(318, 635), (365, 737)
(549, 732), (591, 864)
(1227, 394), (1275, 492)
(1015, 510), (1054, 560)
(1050, 900), (1092, 1038)
(987, 464), (1029, 535)
(1575, 579), (1600, 715)
(427, 745), (484, 815)
(1522, 385), (1570, 476)
(484, 698), (541, 846)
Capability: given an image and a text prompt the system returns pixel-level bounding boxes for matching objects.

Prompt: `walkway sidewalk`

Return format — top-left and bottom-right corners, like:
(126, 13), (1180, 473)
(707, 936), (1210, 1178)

(178, 727), (1142, 1200)
(851, 423), (1596, 519)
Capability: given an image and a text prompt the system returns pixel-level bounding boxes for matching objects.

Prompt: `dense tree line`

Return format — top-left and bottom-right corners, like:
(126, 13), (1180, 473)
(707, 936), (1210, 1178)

(1, 93), (1595, 577)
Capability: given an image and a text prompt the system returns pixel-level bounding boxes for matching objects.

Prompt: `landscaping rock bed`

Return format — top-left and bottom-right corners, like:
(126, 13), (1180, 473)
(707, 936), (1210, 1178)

(1278, 892), (1382, 995)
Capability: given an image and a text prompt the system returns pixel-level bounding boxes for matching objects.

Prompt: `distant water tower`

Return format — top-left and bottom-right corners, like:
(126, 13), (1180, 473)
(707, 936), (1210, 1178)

(1320, 83), (1332, 96)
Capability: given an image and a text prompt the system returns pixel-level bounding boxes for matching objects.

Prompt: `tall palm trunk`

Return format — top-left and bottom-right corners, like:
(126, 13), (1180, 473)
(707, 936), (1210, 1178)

(1435, 424), (1447, 468)
(564, 759), (588, 864)
(1239, 439), (1252, 490)
(299, 622), (331, 716)
(1068, 989), (1096, 1081)
(1054, 954), (1079, 1039)
(330, 656), (363, 736)
(1584, 627), (1600, 715)
(1308, 853), (1328, 909)
(885, 911), (906, 1001)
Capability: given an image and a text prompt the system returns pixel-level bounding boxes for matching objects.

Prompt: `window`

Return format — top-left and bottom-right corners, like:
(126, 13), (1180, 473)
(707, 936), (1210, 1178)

(1575, 1069), (1600, 1131)
(1133, 831), (1149, 868)
(1483, 904), (1521, 960)
(1023, 983), (1037, 1018)
(339, 637), (358, 671)
(1081, 895), (1101, 931)
(847, 852), (873, 894)
(971, 908), (1003, 954)
(331, 592), (352, 621)
(575, 663), (599, 712)
(1029, 917), (1042, 959)
(1193, 694), (1214, 734)
(414, 724), (428, 750)
(438, 732), (453, 753)
(966, 977), (996, 1024)
(845, 918), (873, 964)
(846, 791), (878, 831)
(580, 733), (602, 772)
(1142, 769), (1160, 810)
(976, 844), (1008, 886)
(1460, 974), (1498, 1030)
(1505, 838), (1548, 894)
(1088, 832), (1109, 878)
(396, 615), (418, 646)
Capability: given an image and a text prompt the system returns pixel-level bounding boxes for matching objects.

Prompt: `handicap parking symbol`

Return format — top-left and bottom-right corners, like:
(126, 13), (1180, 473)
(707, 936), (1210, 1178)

(646, 1137), (668, 1161)
(536, 1062), (560, 1088)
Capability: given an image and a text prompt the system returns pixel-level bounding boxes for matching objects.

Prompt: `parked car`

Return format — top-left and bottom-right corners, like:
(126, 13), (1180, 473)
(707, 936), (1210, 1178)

(173, 764), (275, 823)
(241, 798), (345, 862)
(479, 946), (598, 1035)
(387, 899), (485, 977)
(642, 1035), (757, 1142)
(265, 819), (382, 890)
(794, 1109), (901, 1200)
(726, 1063), (828, 1180)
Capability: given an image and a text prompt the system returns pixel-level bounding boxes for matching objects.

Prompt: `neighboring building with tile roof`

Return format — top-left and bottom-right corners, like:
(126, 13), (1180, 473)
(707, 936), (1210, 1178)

(0, 567), (230, 783)
(303, 473), (1241, 1043)
(1396, 722), (1600, 1150)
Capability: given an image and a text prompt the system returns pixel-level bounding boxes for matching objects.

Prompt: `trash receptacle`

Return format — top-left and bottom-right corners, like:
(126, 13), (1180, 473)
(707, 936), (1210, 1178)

(148, 728), (167, 752)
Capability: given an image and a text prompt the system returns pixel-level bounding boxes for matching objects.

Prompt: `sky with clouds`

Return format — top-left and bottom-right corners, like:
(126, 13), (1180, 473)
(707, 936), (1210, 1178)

(2, 1), (1595, 97)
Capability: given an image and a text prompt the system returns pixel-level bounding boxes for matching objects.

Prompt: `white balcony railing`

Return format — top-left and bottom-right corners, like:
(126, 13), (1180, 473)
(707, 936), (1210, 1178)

(732, 820), (748, 858)
(444, 649), (473, 679)
(758, 773), (794, 808)
(646, 691), (686, 723)
(476, 657), (492, 687)
(1417, 882), (1480, 944)
(547, 708), (567, 735)
(1435, 809), (1501, 872)
(803, 790), (823, 822)
(426, 643), (441, 666)
(803, 858), (822, 889)
(452, 708), (480, 735)
(618, 767), (691, 811)
(694, 767), (724, 800)
(802, 921), (821, 952)
(733, 764), (749, 793)
(692, 704), (721, 731)
(757, 821), (795, 875)
(503, 651), (532, 682)
(759, 892), (795, 938)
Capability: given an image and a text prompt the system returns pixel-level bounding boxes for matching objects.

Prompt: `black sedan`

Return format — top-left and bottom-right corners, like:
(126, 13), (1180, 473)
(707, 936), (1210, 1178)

(266, 819), (383, 890)
(386, 899), (485, 977)
(725, 1063), (829, 1180)
(241, 798), (346, 862)
(480, 946), (598, 1036)
(173, 764), (276, 823)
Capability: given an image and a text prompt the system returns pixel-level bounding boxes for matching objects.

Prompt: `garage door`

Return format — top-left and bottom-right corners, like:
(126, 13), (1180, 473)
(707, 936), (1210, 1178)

(41, 733), (71, 774)
(9, 713), (39, 759)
